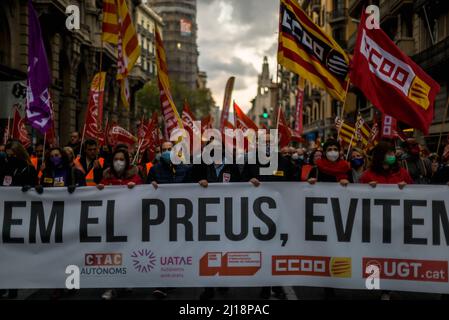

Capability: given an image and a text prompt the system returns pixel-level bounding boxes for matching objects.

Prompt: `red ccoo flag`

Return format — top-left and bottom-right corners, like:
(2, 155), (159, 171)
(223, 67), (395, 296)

(138, 112), (160, 160)
(233, 102), (258, 132)
(182, 100), (201, 153)
(201, 115), (213, 134)
(107, 124), (137, 147)
(350, 10), (440, 135)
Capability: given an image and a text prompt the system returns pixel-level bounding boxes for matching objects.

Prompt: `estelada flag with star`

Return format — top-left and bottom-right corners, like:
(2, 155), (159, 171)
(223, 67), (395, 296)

(350, 10), (440, 135)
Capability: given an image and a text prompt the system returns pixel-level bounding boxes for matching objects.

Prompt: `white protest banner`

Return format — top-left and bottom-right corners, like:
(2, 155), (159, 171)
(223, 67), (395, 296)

(0, 183), (448, 293)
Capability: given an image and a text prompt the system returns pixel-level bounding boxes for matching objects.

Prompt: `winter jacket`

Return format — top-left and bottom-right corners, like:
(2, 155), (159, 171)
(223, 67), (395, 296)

(101, 166), (143, 185)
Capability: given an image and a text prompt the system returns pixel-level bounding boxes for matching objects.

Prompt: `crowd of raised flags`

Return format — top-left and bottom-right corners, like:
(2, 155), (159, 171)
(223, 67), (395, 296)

(2, 0), (444, 176)
(1, 0), (448, 302)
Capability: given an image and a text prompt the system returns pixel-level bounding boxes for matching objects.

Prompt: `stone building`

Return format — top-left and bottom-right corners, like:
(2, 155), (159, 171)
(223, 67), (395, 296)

(0, 0), (152, 145)
(147, 0), (199, 89)
(248, 56), (279, 128)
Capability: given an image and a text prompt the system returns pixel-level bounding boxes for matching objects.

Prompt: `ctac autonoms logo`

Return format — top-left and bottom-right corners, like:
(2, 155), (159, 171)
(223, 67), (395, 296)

(131, 249), (157, 273)
(272, 255), (352, 278)
(81, 253), (127, 276)
(362, 258), (448, 283)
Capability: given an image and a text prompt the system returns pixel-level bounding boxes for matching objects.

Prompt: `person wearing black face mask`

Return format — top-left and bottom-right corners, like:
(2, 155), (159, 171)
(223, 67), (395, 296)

(0, 141), (37, 300)
(348, 148), (366, 183)
(291, 148), (305, 181)
(39, 147), (86, 191)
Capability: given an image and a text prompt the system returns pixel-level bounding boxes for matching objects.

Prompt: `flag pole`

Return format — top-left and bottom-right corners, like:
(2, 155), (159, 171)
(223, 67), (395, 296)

(96, 35), (104, 146)
(133, 139), (144, 165)
(437, 96), (449, 155)
(345, 133), (355, 160)
(79, 124), (86, 158)
(42, 132), (46, 164)
(337, 81), (351, 140)
(6, 113), (11, 141)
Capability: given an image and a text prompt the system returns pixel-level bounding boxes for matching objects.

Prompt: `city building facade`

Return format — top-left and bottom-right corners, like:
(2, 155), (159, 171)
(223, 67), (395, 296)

(147, 0), (199, 89)
(248, 56), (279, 128)
(0, 0), (151, 145)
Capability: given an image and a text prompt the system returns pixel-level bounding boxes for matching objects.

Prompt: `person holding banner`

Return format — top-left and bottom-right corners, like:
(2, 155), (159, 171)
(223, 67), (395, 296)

(348, 148), (367, 183)
(360, 141), (412, 187)
(0, 141), (38, 299)
(1, 141), (37, 190)
(97, 148), (143, 188)
(147, 141), (191, 188)
(359, 141), (413, 300)
(307, 140), (350, 186)
(39, 147), (86, 191)
(145, 141), (191, 299)
(96, 148), (143, 300)
(301, 149), (322, 181)
(191, 140), (242, 300)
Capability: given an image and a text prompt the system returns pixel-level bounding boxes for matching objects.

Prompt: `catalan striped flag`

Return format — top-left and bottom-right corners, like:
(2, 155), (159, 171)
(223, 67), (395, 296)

(101, 0), (140, 108)
(278, 0), (350, 101)
(336, 118), (357, 147)
(155, 27), (184, 137)
(336, 116), (377, 150)
(102, 0), (119, 44)
(117, 0), (140, 108)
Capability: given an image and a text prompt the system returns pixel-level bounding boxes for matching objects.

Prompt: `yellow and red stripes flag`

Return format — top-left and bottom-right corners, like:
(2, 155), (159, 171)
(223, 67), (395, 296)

(278, 0), (350, 101)
(336, 117), (376, 149)
(117, 0), (140, 108)
(101, 0), (140, 108)
(102, 0), (119, 44)
(155, 27), (183, 137)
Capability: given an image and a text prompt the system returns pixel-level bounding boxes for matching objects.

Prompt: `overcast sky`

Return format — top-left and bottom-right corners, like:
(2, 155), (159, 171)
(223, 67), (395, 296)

(197, 0), (279, 113)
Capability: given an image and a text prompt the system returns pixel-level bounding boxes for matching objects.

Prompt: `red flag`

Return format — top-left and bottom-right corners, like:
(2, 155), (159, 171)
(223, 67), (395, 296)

(233, 102), (258, 132)
(294, 80), (304, 135)
(107, 124), (137, 147)
(220, 77), (235, 133)
(84, 73), (106, 141)
(277, 108), (291, 148)
(233, 102), (258, 150)
(222, 119), (236, 152)
(182, 101), (200, 138)
(201, 115), (213, 134)
(138, 112), (160, 160)
(381, 114), (398, 139)
(182, 101), (201, 154)
(12, 108), (31, 148)
(155, 28), (183, 137)
(350, 10), (440, 135)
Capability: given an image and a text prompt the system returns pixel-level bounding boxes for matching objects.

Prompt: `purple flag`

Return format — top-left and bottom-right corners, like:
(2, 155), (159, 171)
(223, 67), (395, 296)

(26, 0), (53, 134)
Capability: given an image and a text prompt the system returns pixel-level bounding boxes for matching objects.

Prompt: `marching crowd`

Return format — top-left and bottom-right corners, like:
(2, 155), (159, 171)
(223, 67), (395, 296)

(1, 131), (448, 300)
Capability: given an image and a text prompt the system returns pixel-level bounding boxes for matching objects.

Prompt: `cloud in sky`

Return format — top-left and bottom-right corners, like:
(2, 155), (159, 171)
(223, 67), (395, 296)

(197, 0), (279, 113)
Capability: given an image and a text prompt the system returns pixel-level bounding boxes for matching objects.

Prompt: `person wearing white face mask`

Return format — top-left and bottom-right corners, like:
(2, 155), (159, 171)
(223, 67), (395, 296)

(96, 148), (143, 300)
(307, 139), (350, 187)
(97, 149), (143, 189)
